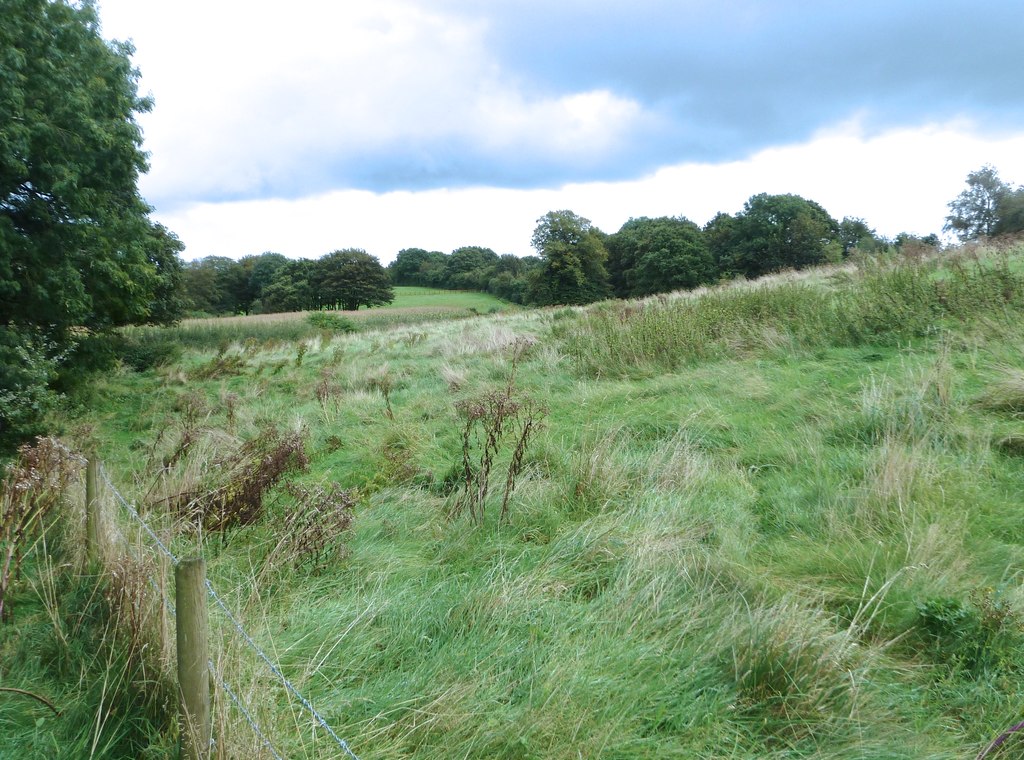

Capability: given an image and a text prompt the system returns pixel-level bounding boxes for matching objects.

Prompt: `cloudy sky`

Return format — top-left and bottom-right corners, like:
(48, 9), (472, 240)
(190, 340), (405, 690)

(97, 0), (1024, 263)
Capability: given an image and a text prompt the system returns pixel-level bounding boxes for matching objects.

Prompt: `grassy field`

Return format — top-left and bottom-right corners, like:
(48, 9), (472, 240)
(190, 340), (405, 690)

(127, 287), (513, 351)
(6, 250), (1024, 757)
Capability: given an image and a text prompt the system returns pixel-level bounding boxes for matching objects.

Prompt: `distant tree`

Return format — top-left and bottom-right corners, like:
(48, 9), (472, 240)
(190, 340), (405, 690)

(893, 232), (941, 256)
(944, 165), (1011, 241)
(241, 252), (288, 313)
(607, 216), (714, 298)
(838, 217), (884, 255)
(703, 212), (738, 277)
(994, 188), (1024, 237)
(260, 259), (316, 313)
(445, 246), (500, 290)
(316, 249), (394, 311)
(388, 248), (448, 286)
(528, 210), (611, 306)
(182, 256), (246, 314)
(487, 254), (541, 304)
(718, 194), (841, 279)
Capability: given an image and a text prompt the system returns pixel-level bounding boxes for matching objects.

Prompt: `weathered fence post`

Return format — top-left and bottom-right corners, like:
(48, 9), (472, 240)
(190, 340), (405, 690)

(85, 455), (101, 564)
(176, 557), (211, 760)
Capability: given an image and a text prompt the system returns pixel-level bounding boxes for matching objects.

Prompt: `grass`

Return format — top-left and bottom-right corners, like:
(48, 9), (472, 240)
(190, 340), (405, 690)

(8, 246), (1024, 757)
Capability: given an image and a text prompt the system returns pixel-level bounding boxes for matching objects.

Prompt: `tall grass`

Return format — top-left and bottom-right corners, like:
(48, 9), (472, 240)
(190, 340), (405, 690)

(565, 250), (1024, 377)
(13, 243), (1024, 757)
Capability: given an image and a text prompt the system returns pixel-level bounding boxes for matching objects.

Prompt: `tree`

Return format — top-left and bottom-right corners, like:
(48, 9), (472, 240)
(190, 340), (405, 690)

(388, 248), (447, 286)
(528, 210), (611, 306)
(241, 251), (288, 313)
(1, 0), (172, 334)
(445, 246), (499, 290)
(994, 188), (1024, 237)
(1, 0), (183, 451)
(718, 194), (841, 279)
(260, 259), (316, 313)
(315, 249), (394, 311)
(181, 256), (246, 315)
(145, 223), (186, 325)
(838, 217), (884, 255)
(944, 165), (1011, 241)
(607, 216), (714, 298)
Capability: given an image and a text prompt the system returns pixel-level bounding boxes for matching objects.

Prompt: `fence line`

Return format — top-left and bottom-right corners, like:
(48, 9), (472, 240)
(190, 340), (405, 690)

(98, 464), (359, 760)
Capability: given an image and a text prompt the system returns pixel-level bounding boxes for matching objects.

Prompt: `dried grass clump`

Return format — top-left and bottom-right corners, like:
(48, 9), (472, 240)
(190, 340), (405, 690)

(977, 366), (1024, 416)
(172, 428), (309, 536)
(1, 437), (82, 622)
(269, 482), (356, 573)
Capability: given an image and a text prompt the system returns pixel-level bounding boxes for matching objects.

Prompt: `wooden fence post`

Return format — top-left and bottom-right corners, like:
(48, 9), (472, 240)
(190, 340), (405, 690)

(85, 456), (101, 564)
(176, 557), (211, 760)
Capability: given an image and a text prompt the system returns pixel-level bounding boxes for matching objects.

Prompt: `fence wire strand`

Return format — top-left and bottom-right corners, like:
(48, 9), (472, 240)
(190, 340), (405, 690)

(101, 464), (360, 760)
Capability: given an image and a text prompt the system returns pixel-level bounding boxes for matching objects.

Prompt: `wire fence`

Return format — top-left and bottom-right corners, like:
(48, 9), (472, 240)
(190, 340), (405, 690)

(99, 465), (360, 760)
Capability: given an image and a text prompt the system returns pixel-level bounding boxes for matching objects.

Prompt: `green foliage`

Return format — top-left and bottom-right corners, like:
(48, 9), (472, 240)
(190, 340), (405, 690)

(0, 328), (61, 451)
(916, 590), (1024, 674)
(306, 311), (357, 332)
(0, 0), (186, 451)
(0, 0), (178, 335)
(717, 193), (842, 278)
(316, 248), (394, 311)
(529, 210), (611, 306)
(944, 165), (1011, 241)
(606, 216), (716, 298)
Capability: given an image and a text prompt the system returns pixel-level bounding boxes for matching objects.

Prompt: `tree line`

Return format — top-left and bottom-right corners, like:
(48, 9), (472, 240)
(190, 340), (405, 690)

(5, 1), (1024, 454)
(182, 194), (940, 316)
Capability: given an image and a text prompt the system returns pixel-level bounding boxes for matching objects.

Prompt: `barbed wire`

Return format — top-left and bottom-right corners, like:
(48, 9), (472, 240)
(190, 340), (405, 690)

(100, 464), (360, 760)
(209, 661), (286, 760)
(100, 466), (179, 564)
(205, 580), (361, 760)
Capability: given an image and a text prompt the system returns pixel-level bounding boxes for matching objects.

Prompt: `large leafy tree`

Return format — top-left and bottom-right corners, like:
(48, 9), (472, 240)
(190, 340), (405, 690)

(718, 194), (841, 279)
(388, 248), (447, 286)
(528, 210), (610, 306)
(1, 0), (184, 450)
(1, 0), (175, 333)
(607, 216), (715, 298)
(944, 165), (1010, 241)
(315, 249), (394, 311)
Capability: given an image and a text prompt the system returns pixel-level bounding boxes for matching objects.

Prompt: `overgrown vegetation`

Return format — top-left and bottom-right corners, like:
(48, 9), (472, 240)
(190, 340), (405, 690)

(10, 244), (1024, 757)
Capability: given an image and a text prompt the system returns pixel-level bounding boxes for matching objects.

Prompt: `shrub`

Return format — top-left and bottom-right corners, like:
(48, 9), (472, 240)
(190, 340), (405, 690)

(306, 312), (357, 333)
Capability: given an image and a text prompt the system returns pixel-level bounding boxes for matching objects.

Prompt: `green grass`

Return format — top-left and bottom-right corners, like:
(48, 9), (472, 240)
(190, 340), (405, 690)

(389, 286), (509, 311)
(123, 287), (514, 352)
(9, 246), (1024, 757)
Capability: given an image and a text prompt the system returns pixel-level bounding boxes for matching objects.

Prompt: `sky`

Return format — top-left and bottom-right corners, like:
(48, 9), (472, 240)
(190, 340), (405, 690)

(96, 0), (1024, 263)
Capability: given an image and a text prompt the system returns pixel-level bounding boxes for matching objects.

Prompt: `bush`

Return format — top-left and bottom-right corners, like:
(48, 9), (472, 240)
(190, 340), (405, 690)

(306, 312), (357, 332)
(0, 328), (61, 455)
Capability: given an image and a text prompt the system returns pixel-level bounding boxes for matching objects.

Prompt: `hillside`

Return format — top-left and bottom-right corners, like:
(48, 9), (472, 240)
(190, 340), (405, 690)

(6, 254), (1024, 758)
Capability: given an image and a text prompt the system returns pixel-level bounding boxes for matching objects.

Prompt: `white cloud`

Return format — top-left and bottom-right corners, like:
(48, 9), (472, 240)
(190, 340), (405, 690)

(101, 0), (654, 204)
(154, 121), (1024, 263)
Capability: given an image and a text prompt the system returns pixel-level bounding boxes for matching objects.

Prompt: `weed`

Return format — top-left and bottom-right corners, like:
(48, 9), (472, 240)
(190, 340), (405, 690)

(1, 438), (82, 622)
(270, 481), (356, 573)
(172, 427), (309, 537)
(916, 588), (1024, 674)
(452, 347), (546, 523)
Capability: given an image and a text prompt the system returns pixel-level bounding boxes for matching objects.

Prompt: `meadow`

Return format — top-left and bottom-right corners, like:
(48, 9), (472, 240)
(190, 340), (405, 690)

(5, 248), (1024, 758)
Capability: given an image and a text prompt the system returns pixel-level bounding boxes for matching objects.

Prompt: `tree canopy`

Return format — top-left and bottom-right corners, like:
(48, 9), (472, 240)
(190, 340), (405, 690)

(0, 0), (178, 334)
(715, 194), (842, 279)
(945, 165), (1024, 241)
(1, 0), (185, 451)
(528, 210), (611, 306)
(607, 216), (715, 298)
(316, 249), (394, 311)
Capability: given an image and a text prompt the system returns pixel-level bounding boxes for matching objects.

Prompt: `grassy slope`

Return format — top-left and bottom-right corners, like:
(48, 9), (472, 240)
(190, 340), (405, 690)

(12, 255), (1024, 757)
